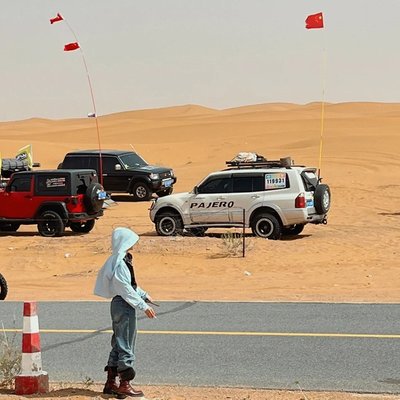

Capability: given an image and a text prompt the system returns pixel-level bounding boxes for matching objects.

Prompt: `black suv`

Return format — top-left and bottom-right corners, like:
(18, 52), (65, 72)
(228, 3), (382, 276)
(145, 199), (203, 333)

(0, 169), (106, 237)
(58, 150), (176, 201)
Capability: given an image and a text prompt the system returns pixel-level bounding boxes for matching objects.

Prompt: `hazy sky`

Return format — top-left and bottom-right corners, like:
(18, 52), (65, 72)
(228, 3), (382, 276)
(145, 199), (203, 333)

(1, 1), (400, 121)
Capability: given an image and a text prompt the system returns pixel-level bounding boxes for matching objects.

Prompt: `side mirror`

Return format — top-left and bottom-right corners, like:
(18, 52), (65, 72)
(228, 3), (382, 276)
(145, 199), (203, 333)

(5, 185), (12, 192)
(115, 164), (122, 171)
(193, 186), (198, 194)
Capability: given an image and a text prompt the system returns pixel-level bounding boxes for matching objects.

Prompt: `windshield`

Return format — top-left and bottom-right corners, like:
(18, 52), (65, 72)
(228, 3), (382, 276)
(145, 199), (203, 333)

(119, 153), (148, 168)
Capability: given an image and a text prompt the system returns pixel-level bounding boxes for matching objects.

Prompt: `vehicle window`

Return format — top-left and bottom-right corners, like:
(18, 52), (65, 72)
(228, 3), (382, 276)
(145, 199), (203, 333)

(232, 176), (252, 193)
(10, 175), (32, 192)
(264, 172), (289, 190)
(198, 177), (232, 194)
(35, 174), (70, 196)
(102, 157), (119, 173)
(301, 170), (318, 191)
(252, 176), (264, 191)
(63, 156), (87, 169)
(119, 153), (148, 168)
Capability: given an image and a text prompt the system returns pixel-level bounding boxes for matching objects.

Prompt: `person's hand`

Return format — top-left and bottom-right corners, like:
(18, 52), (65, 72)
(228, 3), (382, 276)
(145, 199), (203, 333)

(146, 294), (154, 303)
(145, 307), (156, 319)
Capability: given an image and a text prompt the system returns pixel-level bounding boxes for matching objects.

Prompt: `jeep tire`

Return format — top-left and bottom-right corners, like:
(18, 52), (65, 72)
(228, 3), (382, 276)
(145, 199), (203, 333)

(37, 210), (65, 237)
(132, 182), (151, 201)
(155, 212), (183, 236)
(70, 219), (95, 233)
(0, 273), (8, 300)
(85, 183), (105, 213)
(251, 213), (281, 240)
(314, 184), (331, 214)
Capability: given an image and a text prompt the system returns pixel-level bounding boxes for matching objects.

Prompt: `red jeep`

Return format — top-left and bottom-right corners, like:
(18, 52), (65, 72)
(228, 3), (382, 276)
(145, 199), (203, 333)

(0, 169), (106, 237)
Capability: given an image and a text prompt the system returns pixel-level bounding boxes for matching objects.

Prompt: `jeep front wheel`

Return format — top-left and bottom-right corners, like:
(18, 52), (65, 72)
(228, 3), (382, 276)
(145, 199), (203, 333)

(37, 211), (65, 237)
(132, 182), (151, 201)
(70, 219), (95, 233)
(251, 213), (281, 240)
(155, 213), (183, 236)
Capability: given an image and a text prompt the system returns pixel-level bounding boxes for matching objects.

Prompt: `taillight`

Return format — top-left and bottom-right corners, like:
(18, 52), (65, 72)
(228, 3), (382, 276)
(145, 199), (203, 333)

(295, 193), (306, 208)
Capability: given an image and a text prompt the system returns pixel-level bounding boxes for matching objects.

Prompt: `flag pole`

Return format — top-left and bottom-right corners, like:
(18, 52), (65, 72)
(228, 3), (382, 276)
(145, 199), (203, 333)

(318, 44), (327, 181)
(305, 12), (326, 181)
(54, 15), (103, 185)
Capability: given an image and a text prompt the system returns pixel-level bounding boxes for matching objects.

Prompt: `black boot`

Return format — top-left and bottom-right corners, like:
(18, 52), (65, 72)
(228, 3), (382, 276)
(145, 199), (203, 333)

(102, 365), (119, 394)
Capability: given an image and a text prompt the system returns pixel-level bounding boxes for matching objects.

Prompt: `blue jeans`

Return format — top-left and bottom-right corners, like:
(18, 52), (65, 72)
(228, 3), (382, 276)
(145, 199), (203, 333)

(108, 296), (137, 372)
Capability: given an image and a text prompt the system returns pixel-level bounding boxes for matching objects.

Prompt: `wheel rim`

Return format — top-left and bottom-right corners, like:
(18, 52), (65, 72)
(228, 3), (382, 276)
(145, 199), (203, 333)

(136, 186), (147, 199)
(323, 191), (330, 210)
(256, 219), (274, 237)
(41, 216), (58, 235)
(159, 216), (176, 235)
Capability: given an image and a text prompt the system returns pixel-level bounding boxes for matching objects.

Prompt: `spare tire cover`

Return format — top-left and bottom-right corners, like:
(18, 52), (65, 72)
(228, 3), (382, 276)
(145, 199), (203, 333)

(314, 184), (331, 214)
(85, 183), (105, 213)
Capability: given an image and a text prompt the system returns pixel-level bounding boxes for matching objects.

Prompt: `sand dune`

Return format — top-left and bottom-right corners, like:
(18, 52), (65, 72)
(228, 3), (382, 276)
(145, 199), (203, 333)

(0, 102), (399, 302)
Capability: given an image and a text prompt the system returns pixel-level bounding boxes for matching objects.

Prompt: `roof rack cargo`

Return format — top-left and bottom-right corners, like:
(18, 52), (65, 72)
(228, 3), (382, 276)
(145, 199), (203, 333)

(225, 155), (294, 169)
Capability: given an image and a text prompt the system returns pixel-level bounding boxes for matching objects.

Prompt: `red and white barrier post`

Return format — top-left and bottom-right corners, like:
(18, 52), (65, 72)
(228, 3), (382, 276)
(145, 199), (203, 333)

(15, 301), (49, 395)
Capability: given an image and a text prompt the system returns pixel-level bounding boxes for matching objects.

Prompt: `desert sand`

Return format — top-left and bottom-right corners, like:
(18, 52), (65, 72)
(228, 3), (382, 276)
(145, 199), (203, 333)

(1, 102), (400, 399)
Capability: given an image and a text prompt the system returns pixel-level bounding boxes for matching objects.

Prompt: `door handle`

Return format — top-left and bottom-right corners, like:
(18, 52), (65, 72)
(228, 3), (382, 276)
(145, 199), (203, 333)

(217, 197), (226, 200)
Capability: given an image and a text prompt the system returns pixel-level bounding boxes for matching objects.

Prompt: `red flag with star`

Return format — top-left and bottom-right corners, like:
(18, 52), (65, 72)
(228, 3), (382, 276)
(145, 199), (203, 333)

(64, 42), (80, 52)
(305, 12), (324, 29)
(50, 13), (63, 24)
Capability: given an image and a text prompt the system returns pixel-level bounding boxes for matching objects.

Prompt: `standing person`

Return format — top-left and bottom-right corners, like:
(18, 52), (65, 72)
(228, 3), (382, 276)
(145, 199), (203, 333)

(94, 227), (156, 397)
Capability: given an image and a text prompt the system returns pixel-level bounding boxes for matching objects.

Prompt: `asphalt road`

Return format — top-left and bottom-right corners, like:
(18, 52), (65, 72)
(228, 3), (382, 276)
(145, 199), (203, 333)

(1, 301), (400, 394)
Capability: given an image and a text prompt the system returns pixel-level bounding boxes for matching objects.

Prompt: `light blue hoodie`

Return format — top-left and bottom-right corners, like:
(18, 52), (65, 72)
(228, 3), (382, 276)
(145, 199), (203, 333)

(94, 227), (149, 311)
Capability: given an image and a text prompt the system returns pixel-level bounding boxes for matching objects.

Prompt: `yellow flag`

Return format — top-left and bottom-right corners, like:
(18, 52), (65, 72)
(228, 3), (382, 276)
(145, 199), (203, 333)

(16, 144), (33, 168)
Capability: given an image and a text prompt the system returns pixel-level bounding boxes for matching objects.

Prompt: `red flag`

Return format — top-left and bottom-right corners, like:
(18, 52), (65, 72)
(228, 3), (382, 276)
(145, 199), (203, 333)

(50, 13), (63, 24)
(305, 12), (324, 29)
(64, 42), (80, 52)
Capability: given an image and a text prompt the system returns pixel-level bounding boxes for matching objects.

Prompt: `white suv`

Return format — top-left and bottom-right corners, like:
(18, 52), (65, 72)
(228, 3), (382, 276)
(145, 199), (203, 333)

(149, 156), (331, 239)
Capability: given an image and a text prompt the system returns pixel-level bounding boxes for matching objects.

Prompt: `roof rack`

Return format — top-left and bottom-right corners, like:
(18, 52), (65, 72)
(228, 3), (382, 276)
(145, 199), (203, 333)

(225, 156), (294, 169)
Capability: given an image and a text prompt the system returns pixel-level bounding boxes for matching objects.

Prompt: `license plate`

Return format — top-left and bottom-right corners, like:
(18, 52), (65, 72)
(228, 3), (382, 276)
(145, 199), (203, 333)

(163, 178), (173, 188)
(98, 191), (107, 200)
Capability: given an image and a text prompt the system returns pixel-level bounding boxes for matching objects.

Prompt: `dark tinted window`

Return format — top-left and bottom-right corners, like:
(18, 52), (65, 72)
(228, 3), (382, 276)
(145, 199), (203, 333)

(232, 175), (264, 192)
(232, 176), (252, 192)
(35, 174), (70, 196)
(198, 177), (232, 194)
(119, 153), (147, 168)
(10, 175), (32, 192)
(102, 157), (119, 173)
(252, 176), (264, 191)
(63, 156), (98, 172)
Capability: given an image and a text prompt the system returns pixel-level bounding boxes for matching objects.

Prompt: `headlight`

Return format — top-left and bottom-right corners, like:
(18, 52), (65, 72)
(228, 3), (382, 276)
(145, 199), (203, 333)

(149, 173), (159, 180)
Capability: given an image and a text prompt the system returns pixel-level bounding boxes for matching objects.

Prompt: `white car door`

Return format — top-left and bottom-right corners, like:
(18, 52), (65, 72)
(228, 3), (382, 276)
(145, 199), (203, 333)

(188, 175), (232, 224)
(228, 174), (265, 223)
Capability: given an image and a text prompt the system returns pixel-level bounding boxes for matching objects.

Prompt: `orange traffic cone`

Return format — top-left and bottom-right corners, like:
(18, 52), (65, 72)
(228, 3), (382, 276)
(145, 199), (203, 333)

(15, 301), (49, 395)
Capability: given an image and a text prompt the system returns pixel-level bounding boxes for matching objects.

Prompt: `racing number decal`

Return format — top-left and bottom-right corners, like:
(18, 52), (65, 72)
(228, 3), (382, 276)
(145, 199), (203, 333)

(265, 173), (286, 190)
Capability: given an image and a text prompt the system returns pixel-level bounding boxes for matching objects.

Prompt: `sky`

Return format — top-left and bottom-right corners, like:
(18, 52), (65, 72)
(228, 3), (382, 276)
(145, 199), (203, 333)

(1, 0), (400, 121)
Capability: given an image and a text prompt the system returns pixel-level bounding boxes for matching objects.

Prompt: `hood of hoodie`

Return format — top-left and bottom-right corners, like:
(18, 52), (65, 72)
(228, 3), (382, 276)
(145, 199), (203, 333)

(112, 227), (139, 257)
